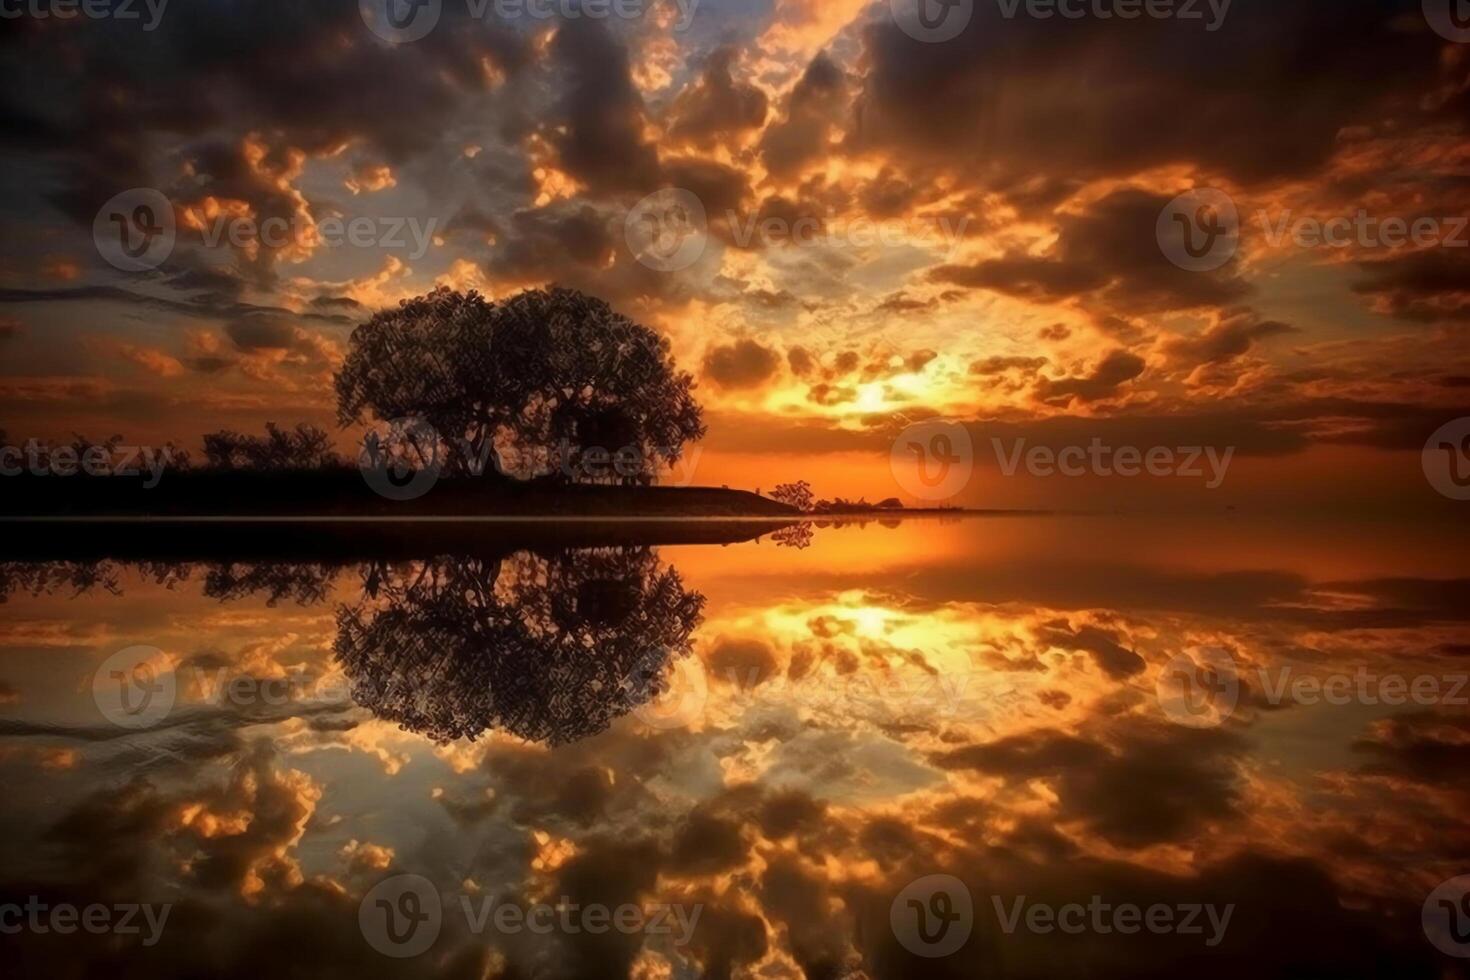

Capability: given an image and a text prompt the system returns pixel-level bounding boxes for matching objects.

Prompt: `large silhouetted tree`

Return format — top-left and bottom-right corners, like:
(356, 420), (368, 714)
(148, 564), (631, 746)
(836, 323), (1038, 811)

(335, 287), (706, 484)
(334, 548), (705, 745)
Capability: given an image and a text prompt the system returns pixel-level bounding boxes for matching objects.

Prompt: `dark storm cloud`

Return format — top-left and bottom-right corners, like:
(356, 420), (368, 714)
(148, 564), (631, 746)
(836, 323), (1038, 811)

(0, 1), (530, 227)
(970, 355), (1049, 376)
(1352, 710), (1470, 785)
(1035, 623), (1146, 678)
(851, 0), (1445, 191)
(933, 189), (1254, 315)
(703, 338), (781, 389)
(493, 203), (619, 278)
(664, 157), (752, 219)
(1033, 349), (1146, 405)
(225, 316), (300, 352)
(934, 721), (1245, 847)
(668, 810), (749, 875)
(1166, 311), (1297, 366)
(666, 46), (769, 148)
(759, 52), (847, 180)
(707, 636), (780, 686)
(549, 17), (660, 195)
(1352, 249), (1470, 323)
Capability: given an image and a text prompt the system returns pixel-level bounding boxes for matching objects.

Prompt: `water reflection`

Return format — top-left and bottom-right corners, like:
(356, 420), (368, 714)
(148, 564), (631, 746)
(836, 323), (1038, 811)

(336, 550), (703, 745)
(0, 517), (1467, 978)
(3, 547), (705, 748)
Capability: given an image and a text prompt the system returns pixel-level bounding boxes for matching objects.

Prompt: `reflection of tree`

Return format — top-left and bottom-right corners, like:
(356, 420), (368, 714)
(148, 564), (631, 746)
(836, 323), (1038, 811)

(769, 523), (814, 550)
(202, 563), (339, 606)
(334, 548), (705, 746)
(0, 560), (193, 602)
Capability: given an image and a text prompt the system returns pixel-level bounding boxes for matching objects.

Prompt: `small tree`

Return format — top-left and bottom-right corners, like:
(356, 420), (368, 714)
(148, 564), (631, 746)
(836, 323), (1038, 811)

(203, 423), (338, 470)
(770, 480), (814, 512)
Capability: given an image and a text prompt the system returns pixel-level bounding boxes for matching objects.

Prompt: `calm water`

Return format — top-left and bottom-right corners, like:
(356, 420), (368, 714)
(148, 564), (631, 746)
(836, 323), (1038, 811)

(2, 515), (1469, 978)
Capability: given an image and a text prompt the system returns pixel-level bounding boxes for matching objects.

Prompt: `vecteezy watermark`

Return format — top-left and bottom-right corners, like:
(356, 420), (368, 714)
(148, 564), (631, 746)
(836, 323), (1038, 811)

(357, 417), (705, 501)
(94, 188), (176, 273)
(994, 0), (1231, 31)
(0, 897), (171, 946)
(92, 646), (177, 729)
(1256, 667), (1468, 709)
(358, 417), (445, 502)
(992, 438), (1234, 489)
(0, 439), (178, 488)
(1158, 647), (1469, 728)
(359, 0), (700, 44)
(1424, 0), (1470, 44)
(190, 211), (440, 262)
(0, 0), (169, 31)
(990, 894), (1234, 946)
(628, 649), (709, 731)
(1424, 875), (1470, 958)
(360, 0), (442, 43)
(891, 875), (974, 957)
(624, 188), (972, 272)
(724, 211), (971, 255)
(358, 874), (702, 958)
(1256, 210), (1468, 250)
(625, 188), (709, 273)
(1157, 188), (1240, 272)
(1163, 192), (1469, 272)
(94, 650), (355, 730)
(1423, 417), (1470, 501)
(890, 0), (974, 43)
(890, 875), (1233, 956)
(890, 420), (976, 503)
(1156, 647), (1240, 728)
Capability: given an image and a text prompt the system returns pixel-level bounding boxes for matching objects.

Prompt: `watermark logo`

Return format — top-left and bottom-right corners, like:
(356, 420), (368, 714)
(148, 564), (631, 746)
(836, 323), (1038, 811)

(1424, 875), (1470, 958)
(359, 417), (445, 501)
(0, 0), (170, 31)
(360, 0), (442, 43)
(1424, 0), (1470, 43)
(891, 875), (973, 957)
(1156, 646), (1239, 728)
(629, 650), (709, 730)
(92, 646), (176, 729)
(891, 420), (974, 502)
(1, 439), (177, 488)
(1424, 418), (1470, 501)
(1256, 210), (1467, 251)
(1157, 188), (1239, 272)
(0, 897), (171, 945)
(360, 875), (443, 957)
(993, 0), (1230, 31)
(725, 210), (970, 256)
(194, 211), (440, 261)
(991, 894), (1233, 945)
(626, 188), (708, 272)
(990, 438), (1233, 488)
(891, 0), (974, 43)
(93, 188), (176, 273)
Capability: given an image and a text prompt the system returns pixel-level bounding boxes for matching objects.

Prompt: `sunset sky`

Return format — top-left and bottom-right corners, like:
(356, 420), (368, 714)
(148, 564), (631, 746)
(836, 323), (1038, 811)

(1, 0), (1467, 508)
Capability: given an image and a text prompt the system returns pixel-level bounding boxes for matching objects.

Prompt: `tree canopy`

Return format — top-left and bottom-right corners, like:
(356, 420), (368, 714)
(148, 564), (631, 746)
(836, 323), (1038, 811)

(335, 287), (706, 485)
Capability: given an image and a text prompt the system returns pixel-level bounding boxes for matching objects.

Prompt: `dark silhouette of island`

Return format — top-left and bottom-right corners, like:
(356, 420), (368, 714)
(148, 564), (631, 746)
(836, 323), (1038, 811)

(0, 289), (963, 524)
(2, 288), (804, 520)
